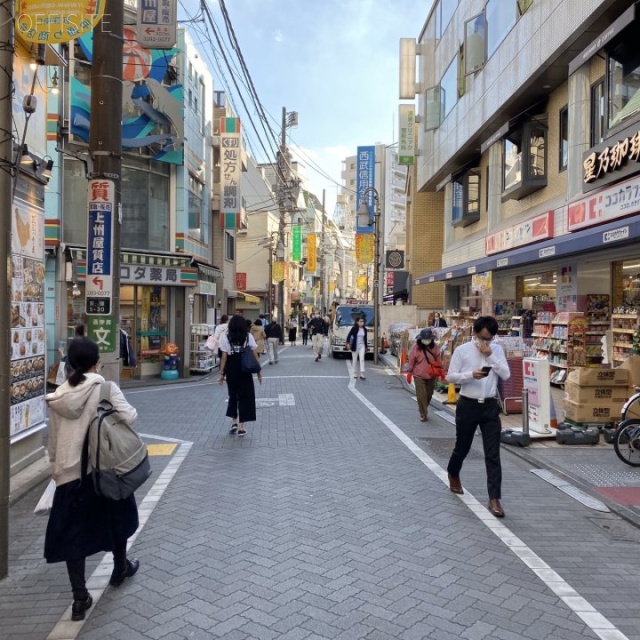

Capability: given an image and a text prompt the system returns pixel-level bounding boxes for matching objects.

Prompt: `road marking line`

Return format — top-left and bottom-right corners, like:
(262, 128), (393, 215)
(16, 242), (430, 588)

(349, 386), (629, 640)
(46, 437), (193, 640)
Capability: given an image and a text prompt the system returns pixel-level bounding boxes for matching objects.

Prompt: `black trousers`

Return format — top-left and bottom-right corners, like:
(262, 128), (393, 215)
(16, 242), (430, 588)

(447, 396), (502, 499)
(66, 539), (127, 600)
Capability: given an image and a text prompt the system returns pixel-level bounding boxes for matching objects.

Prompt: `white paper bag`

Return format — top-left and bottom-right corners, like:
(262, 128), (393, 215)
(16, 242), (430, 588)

(34, 479), (56, 515)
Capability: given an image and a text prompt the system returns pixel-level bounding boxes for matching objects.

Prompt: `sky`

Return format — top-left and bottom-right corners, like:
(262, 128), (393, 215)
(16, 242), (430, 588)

(180, 0), (429, 217)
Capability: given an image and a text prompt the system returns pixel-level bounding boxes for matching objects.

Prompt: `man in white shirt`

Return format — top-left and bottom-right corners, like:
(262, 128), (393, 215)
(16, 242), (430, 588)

(445, 316), (511, 518)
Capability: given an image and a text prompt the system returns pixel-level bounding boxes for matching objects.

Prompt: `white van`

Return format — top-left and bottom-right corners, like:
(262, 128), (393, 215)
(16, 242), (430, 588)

(329, 305), (375, 358)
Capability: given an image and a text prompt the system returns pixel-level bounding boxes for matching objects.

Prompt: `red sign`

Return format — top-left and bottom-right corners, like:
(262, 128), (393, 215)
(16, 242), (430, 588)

(235, 272), (247, 290)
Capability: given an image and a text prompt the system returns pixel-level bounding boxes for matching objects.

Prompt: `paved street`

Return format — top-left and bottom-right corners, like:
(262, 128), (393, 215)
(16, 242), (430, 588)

(3, 344), (640, 640)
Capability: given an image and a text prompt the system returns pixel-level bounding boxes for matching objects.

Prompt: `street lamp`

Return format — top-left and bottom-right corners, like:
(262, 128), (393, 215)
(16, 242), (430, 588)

(357, 187), (381, 365)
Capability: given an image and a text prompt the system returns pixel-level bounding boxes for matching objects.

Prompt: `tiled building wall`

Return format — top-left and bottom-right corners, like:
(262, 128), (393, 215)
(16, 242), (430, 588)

(409, 188), (445, 309)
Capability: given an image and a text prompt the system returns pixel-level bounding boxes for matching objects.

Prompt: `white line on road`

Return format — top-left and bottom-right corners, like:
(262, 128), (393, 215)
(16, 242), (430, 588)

(46, 436), (193, 640)
(350, 385), (629, 640)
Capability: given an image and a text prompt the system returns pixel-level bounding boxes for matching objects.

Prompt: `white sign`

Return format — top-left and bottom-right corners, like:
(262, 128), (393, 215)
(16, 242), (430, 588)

(523, 358), (554, 434)
(603, 226), (630, 243)
(137, 0), (177, 49)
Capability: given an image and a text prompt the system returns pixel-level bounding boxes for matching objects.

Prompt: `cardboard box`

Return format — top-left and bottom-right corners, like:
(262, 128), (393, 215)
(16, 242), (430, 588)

(566, 367), (629, 387)
(564, 381), (629, 404)
(616, 355), (640, 388)
(563, 400), (621, 423)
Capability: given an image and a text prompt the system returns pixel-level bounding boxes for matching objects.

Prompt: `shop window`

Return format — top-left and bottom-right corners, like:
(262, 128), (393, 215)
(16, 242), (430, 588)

(225, 231), (235, 261)
(502, 119), (547, 201)
(451, 169), (481, 227)
(486, 0), (517, 58)
(591, 80), (605, 146)
(559, 106), (568, 171)
(608, 21), (640, 129)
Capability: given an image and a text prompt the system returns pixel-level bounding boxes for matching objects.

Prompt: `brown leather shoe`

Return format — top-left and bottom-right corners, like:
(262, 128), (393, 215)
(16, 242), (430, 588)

(488, 499), (505, 518)
(448, 473), (464, 495)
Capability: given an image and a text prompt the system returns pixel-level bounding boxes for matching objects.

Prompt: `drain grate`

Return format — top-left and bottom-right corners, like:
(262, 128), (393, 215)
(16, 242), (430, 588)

(587, 516), (640, 543)
(415, 437), (484, 461)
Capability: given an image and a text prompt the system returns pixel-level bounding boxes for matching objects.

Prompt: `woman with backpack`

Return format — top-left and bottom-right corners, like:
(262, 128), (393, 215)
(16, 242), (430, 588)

(45, 337), (140, 621)
(405, 328), (443, 422)
(218, 314), (263, 436)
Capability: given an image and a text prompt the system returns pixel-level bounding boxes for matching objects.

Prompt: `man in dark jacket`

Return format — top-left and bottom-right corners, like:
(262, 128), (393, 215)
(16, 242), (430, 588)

(307, 314), (328, 362)
(264, 318), (283, 364)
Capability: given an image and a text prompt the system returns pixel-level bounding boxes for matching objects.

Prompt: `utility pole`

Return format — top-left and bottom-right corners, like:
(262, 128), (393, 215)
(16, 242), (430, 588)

(0, 0), (14, 581)
(88, 0), (123, 382)
(319, 189), (326, 315)
(276, 106), (288, 331)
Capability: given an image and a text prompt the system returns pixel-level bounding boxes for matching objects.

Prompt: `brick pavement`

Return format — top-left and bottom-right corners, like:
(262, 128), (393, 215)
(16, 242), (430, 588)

(2, 344), (640, 639)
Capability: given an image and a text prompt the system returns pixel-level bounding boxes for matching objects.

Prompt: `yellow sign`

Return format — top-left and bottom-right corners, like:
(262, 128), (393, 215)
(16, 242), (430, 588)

(356, 233), (374, 264)
(357, 275), (368, 290)
(272, 260), (285, 282)
(15, 0), (106, 44)
(307, 233), (317, 272)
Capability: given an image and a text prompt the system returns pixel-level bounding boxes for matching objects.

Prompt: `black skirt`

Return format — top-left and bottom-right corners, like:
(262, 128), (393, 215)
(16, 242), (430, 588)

(44, 476), (139, 563)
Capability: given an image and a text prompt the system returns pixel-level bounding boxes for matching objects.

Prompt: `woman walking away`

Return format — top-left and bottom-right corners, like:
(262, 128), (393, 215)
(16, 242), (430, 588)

(347, 316), (368, 380)
(406, 328), (442, 422)
(219, 314), (263, 436)
(251, 318), (267, 356)
(45, 337), (140, 621)
(288, 315), (298, 346)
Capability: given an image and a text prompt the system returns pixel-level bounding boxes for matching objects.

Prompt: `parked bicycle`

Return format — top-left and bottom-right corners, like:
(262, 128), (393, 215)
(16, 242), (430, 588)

(614, 387), (640, 467)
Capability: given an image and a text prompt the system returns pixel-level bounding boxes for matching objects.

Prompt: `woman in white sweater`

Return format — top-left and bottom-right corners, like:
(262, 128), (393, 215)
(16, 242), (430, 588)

(45, 337), (140, 621)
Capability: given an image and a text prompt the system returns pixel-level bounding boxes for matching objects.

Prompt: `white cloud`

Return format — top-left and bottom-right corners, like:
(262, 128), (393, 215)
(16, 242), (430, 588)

(273, 29), (283, 43)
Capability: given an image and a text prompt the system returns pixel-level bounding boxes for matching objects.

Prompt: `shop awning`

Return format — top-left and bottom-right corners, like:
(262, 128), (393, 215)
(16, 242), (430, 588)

(68, 247), (191, 267)
(236, 291), (261, 304)
(417, 212), (640, 284)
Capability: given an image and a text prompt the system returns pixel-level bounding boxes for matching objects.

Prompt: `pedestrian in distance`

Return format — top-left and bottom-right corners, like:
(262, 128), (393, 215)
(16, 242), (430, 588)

(251, 318), (267, 356)
(308, 313), (327, 362)
(218, 314), (263, 436)
(433, 312), (447, 328)
(301, 313), (309, 345)
(346, 316), (367, 380)
(406, 328), (443, 421)
(213, 314), (229, 361)
(44, 337), (140, 621)
(264, 316), (283, 364)
(445, 316), (511, 518)
(287, 315), (298, 346)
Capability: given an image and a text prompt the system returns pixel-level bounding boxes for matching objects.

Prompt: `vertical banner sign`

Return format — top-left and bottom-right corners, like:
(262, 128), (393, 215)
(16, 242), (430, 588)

(235, 272), (247, 290)
(137, 0), (178, 49)
(220, 118), (241, 229)
(307, 233), (317, 272)
(272, 261), (285, 282)
(15, 0), (106, 44)
(398, 104), (415, 165)
(523, 358), (554, 434)
(355, 234), (374, 264)
(292, 225), (302, 262)
(356, 146), (375, 234)
(85, 180), (115, 316)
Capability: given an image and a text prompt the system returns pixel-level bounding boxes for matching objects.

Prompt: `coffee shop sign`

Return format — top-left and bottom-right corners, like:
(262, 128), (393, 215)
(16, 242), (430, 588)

(583, 130), (640, 183)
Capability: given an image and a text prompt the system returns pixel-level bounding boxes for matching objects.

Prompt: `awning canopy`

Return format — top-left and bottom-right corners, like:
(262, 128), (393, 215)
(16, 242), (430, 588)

(417, 212), (640, 283)
(237, 291), (261, 304)
(69, 247), (191, 267)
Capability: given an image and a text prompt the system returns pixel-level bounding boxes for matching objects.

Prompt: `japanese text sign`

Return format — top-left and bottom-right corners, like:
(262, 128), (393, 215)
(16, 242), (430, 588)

(307, 233), (317, 272)
(356, 146), (375, 234)
(292, 225), (301, 262)
(221, 118), (241, 219)
(85, 179), (115, 316)
(398, 105), (415, 165)
(137, 0), (177, 49)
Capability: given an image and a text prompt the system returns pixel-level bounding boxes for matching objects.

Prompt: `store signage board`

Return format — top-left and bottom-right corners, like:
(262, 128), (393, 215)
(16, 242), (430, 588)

(569, 173), (640, 231)
(85, 180), (115, 316)
(523, 358), (554, 434)
(235, 272), (247, 290)
(486, 210), (554, 255)
(137, 0), (177, 49)
(356, 146), (375, 234)
(87, 317), (117, 354)
(398, 105), (415, 165)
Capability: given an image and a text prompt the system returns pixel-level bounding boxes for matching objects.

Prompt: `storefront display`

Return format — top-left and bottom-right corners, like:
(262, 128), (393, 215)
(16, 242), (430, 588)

(190, 324), (215, 373)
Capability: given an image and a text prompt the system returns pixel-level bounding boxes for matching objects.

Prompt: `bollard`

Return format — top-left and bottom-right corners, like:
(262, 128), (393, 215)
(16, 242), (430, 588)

(500, 388), (531, 447)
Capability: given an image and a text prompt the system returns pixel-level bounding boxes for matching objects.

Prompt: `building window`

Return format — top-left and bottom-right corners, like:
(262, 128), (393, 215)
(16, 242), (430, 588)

(188, 174), (203, 242)
(486, 0), (517, 58)
(502, 119), (547, 201)
(225, 231), (235, 261)
(559, 107), (568, 171)
(608, 24), (640, 129)
(441, 55), (458, 118)
(451, 169), (481, 227)
(424, 85), (441, 130)
(464, 12), (486, 75)
(591, 80), (605, 146)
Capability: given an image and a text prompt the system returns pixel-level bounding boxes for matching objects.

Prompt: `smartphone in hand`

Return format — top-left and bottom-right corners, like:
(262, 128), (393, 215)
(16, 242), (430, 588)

(481, 366), (492, 376)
